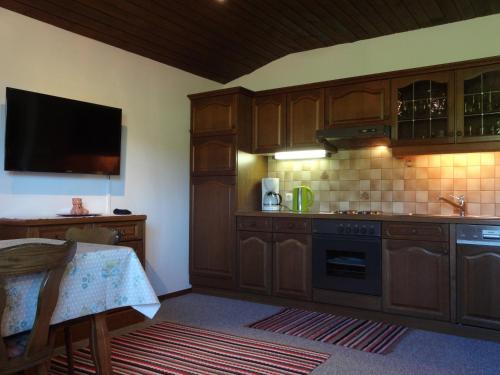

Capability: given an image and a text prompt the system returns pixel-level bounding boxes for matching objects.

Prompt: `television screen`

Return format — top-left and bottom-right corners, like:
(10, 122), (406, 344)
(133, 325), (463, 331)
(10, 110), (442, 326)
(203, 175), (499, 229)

(4, 87), (122, 175)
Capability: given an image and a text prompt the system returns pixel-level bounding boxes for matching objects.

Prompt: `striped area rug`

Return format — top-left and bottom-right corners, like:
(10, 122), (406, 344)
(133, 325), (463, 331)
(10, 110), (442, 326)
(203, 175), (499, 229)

(248, 308), (408, 355)
(49, 321), (330, 374)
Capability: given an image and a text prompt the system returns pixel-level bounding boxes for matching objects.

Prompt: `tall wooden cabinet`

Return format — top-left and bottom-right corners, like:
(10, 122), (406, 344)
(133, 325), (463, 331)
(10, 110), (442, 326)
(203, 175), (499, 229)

(189, 88), (266, 290)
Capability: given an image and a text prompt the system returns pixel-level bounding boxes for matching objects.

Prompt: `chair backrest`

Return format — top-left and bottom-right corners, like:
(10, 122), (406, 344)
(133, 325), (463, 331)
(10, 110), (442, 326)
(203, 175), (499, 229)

(0, 241), (77, 372)
(65, 227), (120, 245)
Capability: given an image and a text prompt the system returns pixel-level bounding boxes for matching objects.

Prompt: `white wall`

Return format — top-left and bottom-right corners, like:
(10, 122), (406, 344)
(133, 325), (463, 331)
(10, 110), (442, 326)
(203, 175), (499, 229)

(227, 14), (500, 91)
(0, 8), (220, 295)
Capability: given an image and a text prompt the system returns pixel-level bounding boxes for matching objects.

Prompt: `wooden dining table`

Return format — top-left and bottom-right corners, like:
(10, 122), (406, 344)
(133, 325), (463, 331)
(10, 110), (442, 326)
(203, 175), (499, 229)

(0, 238), (160, 374)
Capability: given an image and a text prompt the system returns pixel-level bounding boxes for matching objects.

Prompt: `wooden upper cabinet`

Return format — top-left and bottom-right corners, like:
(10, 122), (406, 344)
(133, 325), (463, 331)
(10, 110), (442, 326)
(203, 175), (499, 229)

(391, 71), (455, 146)
(287, 89), (324, 149)
(191, 94), (236, 135)
(456, 63), (500, 144)
(325, 80), (390, 127)
(252, 94), (286, 153)
(191, 135), (236, 175)
(383, 239), (450, 321)
(458, 244), (500, 330)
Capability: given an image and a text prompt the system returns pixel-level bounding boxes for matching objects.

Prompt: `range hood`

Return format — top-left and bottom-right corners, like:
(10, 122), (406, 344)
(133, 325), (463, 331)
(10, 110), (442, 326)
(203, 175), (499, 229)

(316, 124), (391, 149)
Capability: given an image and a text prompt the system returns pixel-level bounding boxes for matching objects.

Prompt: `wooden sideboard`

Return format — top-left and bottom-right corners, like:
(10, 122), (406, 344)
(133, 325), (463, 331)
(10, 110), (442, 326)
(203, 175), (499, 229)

(0, 215), (146, 264)
(0, 214), (147, 342)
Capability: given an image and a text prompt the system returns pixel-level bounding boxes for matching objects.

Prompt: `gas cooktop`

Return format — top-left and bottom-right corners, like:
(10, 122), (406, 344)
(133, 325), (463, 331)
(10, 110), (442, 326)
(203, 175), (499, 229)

(331, 210), (383, 215)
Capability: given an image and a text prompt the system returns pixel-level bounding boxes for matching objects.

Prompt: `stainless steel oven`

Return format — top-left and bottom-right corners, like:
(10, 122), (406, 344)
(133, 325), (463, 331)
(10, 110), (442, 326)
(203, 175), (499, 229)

(312, 219), (382, 296)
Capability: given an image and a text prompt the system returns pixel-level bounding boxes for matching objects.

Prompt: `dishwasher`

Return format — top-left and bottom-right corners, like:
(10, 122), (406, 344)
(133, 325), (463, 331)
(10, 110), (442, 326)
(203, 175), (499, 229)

(456, 224), (500, 330)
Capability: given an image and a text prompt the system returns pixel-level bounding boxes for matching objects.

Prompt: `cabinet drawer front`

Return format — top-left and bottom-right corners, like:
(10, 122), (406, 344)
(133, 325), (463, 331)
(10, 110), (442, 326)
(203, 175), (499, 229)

(383, 222), (448, 241)
(192, 136), (236, 175)
(37, 225), (77, 240)
(237, 217), (272, 232)
(97, 222), (143, 241)
(273, 218), (311, 233)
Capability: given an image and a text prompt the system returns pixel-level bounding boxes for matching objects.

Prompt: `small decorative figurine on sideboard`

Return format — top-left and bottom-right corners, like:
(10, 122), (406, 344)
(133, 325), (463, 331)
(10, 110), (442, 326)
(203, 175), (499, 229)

(70, 198), (89, 216)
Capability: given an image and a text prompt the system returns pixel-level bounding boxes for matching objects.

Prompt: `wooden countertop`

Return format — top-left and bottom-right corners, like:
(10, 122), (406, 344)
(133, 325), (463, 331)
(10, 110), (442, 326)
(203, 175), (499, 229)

(0, 214), (147, 226)
(236, 210), (500, 225)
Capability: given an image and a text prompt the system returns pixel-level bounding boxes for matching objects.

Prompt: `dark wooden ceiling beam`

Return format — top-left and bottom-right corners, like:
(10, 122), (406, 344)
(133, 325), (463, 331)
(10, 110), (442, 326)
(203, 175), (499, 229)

(368, 0), (409, 32)
(469, 0), (492, 16)
(435, 0), (462, 23)
(1, 0), (499, 83)
(0, 0), (229, 82)
(90, 0), (257, 74)
(334, 0), (383, 37)
(172, 0), (289, 62)
(156, 0), (288, 65)
(254, 0), (325, 49)
(68, 0), (250, 78)
(315, 0), (371, 39)
(349, 2), (395, 35)
(418, 0), (447, 23)
(229, 1), (306, 51)
(402, 0), (433, 27)
(246, 1), (316, 50)
(383, 0), (420, 30)
(36, 0), (232, 79)
(282, 1), (344, 45)
(452, 0), (477, 18)
(312, 0), (358, 42)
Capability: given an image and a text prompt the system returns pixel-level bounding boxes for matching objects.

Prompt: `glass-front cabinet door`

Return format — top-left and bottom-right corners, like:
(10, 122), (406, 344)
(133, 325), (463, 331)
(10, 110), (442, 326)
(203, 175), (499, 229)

(456, 64), (500, 143)
(391, 72), (454, 145)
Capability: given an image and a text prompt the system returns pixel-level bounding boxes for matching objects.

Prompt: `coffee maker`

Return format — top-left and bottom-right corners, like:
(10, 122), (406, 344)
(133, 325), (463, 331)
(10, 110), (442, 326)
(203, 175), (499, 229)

(261, 178), (281, 211)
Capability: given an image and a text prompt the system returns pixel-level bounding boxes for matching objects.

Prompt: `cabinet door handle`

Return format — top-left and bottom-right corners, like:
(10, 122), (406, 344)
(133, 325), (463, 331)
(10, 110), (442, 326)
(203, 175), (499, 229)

(456, 130), (462, 136)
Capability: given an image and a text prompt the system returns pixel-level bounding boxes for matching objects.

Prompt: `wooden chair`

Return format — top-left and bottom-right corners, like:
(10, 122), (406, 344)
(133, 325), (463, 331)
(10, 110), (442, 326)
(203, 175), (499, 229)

(63, 227), (119, 374)
(65, 227), (120, 246)
(0, 241), (77, 375)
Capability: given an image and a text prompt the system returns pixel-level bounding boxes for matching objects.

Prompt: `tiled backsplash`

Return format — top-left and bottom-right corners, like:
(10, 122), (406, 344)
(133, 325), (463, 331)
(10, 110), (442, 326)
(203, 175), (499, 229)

(267, 147), (500, 216)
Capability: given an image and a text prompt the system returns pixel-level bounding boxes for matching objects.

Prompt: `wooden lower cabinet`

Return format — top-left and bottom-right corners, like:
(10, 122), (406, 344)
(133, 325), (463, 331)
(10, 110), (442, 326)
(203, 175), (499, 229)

(382, 239), (450, 321)
(457, 244), (500, 330)
(190, 176), (236, 289)
(237, 231), (272, 294)
(273, 233), (312, 300)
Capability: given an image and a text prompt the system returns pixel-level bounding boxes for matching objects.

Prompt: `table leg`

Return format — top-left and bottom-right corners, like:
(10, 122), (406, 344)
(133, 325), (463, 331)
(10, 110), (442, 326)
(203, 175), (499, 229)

(64, 326), (74, 375)
(89, 313), (114, 375)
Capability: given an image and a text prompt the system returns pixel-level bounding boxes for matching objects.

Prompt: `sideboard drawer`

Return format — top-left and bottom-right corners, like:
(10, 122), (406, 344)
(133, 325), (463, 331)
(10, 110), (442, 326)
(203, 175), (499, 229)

(237, 216), (272, 232)
(37, 225), (84, 240)
(273, 218), (311, 234)
(97, 222), (143, 241)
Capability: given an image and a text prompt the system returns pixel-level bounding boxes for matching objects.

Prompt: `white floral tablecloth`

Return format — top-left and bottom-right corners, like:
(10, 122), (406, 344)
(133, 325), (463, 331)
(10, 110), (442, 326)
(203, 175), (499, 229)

(0, 238), (160, 337)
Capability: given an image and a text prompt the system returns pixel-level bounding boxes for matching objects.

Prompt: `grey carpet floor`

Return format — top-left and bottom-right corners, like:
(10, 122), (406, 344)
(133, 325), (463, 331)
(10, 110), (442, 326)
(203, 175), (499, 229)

(152, 293), (500, 375)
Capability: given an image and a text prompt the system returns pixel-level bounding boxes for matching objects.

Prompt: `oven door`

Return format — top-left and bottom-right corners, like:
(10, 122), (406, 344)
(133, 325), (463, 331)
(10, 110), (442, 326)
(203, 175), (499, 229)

(312, 234), (381, 295)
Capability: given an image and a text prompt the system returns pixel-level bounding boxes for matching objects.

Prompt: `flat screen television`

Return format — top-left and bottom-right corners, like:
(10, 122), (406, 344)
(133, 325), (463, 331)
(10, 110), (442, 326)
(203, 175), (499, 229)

(4, 87), (122, 175)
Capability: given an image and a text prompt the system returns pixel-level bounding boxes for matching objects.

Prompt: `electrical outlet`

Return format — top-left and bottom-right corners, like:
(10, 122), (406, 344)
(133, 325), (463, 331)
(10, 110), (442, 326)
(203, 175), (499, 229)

(285, 193), (293, 201)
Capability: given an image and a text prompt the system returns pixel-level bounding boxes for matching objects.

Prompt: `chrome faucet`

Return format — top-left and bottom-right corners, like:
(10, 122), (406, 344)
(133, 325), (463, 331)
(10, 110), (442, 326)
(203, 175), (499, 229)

(439, 194), (466, 216)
